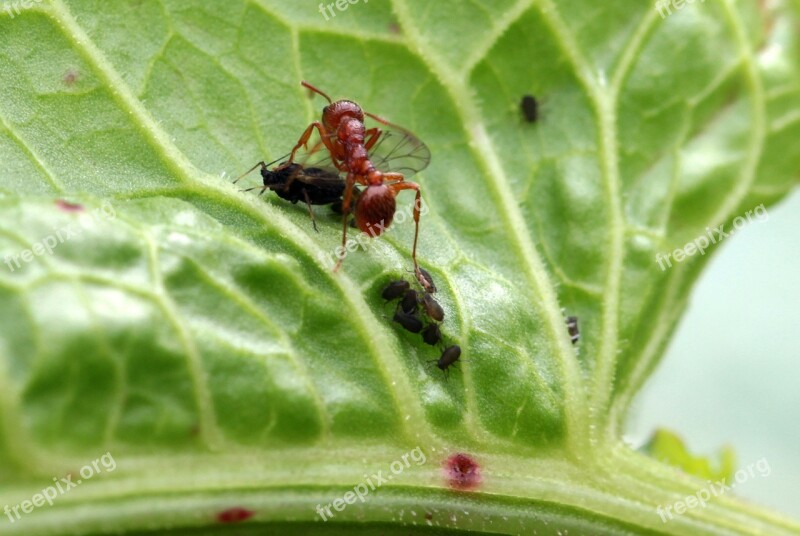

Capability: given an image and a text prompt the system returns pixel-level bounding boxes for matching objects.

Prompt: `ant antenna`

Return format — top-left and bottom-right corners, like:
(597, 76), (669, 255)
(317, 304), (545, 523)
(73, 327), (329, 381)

(301, 81), (333, 104)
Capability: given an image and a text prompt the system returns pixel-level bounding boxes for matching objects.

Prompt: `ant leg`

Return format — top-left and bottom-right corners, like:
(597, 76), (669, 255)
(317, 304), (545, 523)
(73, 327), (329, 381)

(388, 179), (422, 272)
(288, 122), (321, 162)
(288, 122), (339, 164)
(306, 139), (348, 172)
(301, 189), (319, 233)
(364, 127), (383, 151)
(334, 172), (358, 272)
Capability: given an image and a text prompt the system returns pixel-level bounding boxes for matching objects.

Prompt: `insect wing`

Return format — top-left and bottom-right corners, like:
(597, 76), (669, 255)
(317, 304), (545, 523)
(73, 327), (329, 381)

(293, 116), (431, 177)
(367, 128), (431, 176)
(290, 163), (343, 189)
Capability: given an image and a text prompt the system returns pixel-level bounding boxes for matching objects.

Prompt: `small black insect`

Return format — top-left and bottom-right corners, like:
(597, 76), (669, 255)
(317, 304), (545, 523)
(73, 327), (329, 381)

(420, 323), (442, 346)
(400, 288), (419, 315)
(235, 157), (347, 231)
(381, 280), (410, 301)
(416, 268), (437, 294)
(422, 293), (444, 322)
(382, 270), (448, 348)
(520, 94), (538, 123)
(433, 345), (461, 379)
(393, 308), (423, 333)
(566, 316), (579, 344)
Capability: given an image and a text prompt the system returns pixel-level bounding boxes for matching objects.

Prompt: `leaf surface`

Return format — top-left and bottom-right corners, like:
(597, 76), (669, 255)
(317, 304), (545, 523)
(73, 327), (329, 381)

(0, 0), (799, 534)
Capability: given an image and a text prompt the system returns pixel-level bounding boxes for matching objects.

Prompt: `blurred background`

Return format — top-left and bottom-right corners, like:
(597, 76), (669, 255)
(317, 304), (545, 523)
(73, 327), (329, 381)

(626, 188), (800, 518)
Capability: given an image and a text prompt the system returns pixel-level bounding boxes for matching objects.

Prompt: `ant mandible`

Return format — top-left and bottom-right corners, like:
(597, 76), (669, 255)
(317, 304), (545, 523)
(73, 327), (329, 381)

(287, 81), (429, 276)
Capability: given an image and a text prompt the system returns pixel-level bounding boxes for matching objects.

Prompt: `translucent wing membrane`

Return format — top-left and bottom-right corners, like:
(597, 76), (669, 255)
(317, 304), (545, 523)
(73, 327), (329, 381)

(368, 128), (431, 176)
(293, 123), (431, 177)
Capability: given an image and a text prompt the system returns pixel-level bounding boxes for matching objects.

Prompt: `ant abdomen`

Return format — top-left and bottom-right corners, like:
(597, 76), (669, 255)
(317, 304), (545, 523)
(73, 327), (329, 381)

(355, 185), (396, 235)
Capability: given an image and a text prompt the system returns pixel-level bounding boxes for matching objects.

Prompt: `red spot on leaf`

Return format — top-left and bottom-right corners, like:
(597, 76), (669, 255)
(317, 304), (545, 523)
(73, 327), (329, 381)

(55, 199), (84, 212)
(444, 453), (481, 490)
(216, 507), (254, 524)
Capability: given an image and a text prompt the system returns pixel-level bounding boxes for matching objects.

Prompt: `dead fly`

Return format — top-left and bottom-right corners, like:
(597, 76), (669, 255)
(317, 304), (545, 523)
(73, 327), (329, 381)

(234, 156), (352, 232)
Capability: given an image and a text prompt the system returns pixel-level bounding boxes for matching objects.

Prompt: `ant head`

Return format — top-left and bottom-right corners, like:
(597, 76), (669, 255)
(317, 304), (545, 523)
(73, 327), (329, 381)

(323, 100), (364, 130)
(301, 81), (364, 128)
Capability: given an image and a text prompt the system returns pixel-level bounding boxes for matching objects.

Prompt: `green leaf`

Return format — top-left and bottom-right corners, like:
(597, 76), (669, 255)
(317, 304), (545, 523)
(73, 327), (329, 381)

(642, 429), (736, 482)
(1, 0), (799, 534)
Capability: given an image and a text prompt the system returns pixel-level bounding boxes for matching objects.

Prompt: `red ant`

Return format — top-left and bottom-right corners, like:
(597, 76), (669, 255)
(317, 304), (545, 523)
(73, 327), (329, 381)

(287, 81), (430, 274)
